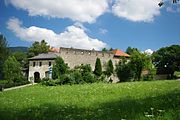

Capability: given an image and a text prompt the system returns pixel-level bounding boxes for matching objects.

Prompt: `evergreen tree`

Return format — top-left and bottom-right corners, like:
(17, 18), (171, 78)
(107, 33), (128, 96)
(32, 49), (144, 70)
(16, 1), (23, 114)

(105, 59), (114, 77)
(0, 34), (9, 79)
(94, 58), (102, 76)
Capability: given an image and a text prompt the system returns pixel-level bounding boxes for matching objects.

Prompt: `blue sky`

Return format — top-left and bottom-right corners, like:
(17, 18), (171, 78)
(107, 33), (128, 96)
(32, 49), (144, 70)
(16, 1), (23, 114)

(0, 0), (180, 52)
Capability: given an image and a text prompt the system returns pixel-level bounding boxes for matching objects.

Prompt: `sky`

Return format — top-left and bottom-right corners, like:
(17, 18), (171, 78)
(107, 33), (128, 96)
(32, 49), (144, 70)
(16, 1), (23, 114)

(0, 0), (180, 52)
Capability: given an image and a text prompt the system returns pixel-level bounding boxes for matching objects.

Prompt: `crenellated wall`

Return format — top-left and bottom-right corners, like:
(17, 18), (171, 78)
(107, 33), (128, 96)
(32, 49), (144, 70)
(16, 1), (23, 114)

(58, 47), (117, 70)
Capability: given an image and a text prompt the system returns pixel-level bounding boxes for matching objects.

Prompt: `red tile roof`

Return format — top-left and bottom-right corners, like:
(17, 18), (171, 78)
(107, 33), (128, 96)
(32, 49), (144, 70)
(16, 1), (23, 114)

(50, 47), (60, 53)
(112, 49), (130, 57)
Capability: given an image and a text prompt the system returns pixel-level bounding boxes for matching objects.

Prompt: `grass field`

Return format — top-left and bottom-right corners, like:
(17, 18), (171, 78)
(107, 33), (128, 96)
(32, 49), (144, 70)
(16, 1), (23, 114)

(0, 80), (179, 120)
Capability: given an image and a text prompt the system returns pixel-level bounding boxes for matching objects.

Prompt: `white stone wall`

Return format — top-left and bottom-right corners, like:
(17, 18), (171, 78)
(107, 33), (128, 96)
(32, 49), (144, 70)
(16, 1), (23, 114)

(28, 60), (54, 81)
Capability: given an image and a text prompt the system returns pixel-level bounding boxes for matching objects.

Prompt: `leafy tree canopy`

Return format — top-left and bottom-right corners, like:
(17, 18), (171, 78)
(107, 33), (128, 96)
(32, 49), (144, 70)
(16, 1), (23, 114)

(11, 51), (28, 68)
(126, 46), (138, 55)
(129, 49), (153, 81)
(28, 40), (50, 57)
(152, 45), (180, 78)
(3, 56), (22, 83)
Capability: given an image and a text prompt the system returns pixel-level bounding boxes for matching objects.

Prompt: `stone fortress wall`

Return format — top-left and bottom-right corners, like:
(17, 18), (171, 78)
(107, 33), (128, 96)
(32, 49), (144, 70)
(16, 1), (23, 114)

(58, 47), (118, 70)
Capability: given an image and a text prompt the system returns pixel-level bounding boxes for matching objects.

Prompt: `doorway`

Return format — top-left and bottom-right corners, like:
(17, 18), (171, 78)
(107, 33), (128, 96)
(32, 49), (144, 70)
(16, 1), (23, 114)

(34, 72), (40, 83)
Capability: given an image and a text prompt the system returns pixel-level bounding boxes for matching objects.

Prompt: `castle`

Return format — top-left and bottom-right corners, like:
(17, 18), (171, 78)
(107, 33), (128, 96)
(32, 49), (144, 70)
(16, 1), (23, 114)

(28, 47), (129, 82)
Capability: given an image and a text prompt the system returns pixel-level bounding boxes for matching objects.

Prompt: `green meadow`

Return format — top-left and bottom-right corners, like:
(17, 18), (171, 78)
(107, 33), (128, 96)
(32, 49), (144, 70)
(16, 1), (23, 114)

(0, 80), (179, 120)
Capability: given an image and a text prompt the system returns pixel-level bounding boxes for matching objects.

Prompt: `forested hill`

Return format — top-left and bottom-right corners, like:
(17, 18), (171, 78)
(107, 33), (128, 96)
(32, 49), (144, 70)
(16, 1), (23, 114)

(8, 46), (28, 53)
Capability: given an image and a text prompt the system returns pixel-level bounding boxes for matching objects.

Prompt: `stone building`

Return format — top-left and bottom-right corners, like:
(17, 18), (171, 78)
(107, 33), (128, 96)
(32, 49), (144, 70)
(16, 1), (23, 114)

(28, 47), (129, 82)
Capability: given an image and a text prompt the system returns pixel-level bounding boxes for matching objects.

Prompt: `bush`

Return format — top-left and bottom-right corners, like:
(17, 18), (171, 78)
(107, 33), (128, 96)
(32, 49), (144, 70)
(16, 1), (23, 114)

(83, 72), (95, 83)
(115, 59), (133, 82)
(41, 78), (58, 86)
(60, 74), (76, 85)
(72, 70), (84, 84)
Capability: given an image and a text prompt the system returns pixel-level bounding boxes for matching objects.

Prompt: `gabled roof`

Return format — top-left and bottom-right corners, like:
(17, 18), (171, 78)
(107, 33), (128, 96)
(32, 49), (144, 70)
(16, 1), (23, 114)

(29, 52), (58, 60)
(112, 49), (130, 57)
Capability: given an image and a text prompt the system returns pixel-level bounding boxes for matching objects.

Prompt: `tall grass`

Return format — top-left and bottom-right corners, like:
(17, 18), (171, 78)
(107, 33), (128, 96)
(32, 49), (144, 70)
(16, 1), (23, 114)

(0, 80), (179, 120)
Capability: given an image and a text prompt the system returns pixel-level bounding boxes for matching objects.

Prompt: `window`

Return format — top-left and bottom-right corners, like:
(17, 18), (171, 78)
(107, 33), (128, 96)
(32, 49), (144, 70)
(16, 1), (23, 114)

(39, 62), (42, 67)
(45, 71), (49, 78)
(49, 62), (51, 66)
(102, 53), (104, 57)
(33, 62), (36, 67)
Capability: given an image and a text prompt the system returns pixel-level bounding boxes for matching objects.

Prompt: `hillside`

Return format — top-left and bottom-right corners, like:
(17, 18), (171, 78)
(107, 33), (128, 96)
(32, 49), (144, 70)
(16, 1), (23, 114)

(8, 46), (28, 53)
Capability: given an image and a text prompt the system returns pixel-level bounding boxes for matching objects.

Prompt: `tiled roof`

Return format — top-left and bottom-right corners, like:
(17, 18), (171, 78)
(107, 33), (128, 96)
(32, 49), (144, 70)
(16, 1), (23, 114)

(50, 47), (60, 53)
(29, 52), (58, 60)
(112, 49), (130, 57)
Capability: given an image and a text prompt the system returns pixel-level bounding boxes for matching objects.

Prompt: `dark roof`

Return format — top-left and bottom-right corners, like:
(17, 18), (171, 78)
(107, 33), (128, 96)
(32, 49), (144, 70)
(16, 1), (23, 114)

(29, 52), (58, 60)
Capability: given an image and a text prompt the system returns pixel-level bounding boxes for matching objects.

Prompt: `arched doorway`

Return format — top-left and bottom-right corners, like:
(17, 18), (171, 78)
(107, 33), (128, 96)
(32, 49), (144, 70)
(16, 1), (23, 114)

(34, 72), (40, 83)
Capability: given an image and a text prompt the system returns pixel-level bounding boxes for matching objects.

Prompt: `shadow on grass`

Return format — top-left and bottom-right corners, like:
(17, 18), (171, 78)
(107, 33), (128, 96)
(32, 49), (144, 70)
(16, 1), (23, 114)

(0, 90), (179, 120)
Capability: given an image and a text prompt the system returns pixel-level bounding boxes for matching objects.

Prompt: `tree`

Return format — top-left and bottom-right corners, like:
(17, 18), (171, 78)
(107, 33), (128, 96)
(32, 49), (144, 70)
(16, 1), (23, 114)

(3, 56), (23, 83)
(28, 40), (50, 57)
(102, 48), (108, 52)
(74, 64), (94, 83)
(126, 47), (138, 55)
(115, 58), (133, 82)
(94, 58), (102, 76)
(52, 57), (69, 79)
(152, 45), (180, 78)
(0, 34), (9, 79)
(105, 59), (114, 77)
(11, 51), (28, 68)
(129, 49), (153, 81)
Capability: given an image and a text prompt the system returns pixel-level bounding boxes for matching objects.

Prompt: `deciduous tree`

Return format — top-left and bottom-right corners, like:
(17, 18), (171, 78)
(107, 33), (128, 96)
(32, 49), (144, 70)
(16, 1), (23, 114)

(28, 40), (50, 57)
(3, 56), (22, 83)
(152, 45), (180, 78)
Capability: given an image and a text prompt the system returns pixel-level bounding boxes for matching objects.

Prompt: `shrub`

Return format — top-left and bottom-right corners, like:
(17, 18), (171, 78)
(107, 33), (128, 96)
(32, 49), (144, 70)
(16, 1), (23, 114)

(41, 78), (58, 86)
(83, 72), (95, 83)
(72, 70), (84, 84)
(60, 74), (76, 85)
(115, 59), (133, 82)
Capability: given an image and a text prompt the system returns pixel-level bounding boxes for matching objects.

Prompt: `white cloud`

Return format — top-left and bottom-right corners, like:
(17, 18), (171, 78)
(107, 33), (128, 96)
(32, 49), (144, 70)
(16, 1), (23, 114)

(144, 49), (154, 55)
(5, 0), (109, 23)
(99, 28), (108, 34)
(7, 17), (107, 50)
(112, 0), (161, 22)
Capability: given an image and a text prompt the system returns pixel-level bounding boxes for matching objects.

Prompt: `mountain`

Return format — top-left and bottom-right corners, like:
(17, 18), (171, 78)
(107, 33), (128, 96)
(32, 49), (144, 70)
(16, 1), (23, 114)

(8, 46), (28, 53)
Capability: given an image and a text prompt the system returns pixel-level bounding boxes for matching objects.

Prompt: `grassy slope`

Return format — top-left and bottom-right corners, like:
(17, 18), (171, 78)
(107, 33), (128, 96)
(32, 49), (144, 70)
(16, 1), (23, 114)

(0, 80), (179, 120)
